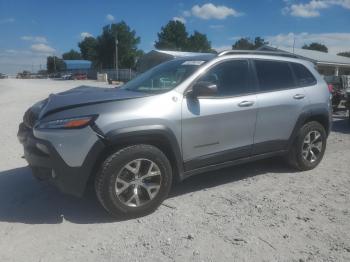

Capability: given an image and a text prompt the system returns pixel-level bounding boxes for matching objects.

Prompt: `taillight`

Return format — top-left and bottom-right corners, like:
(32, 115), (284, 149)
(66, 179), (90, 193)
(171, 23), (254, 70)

(327, 84), (334, 93)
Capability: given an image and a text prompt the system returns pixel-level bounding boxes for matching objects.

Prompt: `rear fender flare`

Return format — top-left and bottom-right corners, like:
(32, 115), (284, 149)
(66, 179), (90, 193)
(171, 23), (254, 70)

(288, 107), (331, 149)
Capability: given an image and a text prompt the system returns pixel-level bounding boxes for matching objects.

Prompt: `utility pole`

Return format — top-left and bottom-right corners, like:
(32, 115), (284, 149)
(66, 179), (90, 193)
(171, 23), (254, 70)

(293, 36), (296, 54)
(53, 55), (56, 73)
(115, 36), (119, 80)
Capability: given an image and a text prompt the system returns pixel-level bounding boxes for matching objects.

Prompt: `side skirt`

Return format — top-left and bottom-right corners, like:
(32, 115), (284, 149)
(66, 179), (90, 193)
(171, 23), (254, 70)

(182, 150), (287, 179)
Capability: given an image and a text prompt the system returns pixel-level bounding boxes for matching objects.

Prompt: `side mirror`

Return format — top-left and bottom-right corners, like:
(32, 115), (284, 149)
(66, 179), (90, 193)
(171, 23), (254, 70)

(190, 81), (218, 97)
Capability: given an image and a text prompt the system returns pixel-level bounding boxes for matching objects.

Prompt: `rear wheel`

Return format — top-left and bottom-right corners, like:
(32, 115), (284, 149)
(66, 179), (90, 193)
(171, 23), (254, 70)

(95, 144), (172, 218)
(287, 121), (327, 171)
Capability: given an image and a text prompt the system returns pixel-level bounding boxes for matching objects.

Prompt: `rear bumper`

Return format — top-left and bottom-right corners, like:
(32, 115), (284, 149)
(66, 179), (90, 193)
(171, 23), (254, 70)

(18, 123), (105, 197)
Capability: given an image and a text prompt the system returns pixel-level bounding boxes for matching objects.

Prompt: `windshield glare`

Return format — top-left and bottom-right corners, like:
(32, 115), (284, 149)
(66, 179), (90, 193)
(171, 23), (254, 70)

(122, 59), (206, 93)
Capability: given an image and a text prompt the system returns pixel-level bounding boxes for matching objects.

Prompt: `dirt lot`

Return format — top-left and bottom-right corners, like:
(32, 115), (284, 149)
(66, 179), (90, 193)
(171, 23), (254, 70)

(0, 78), (349, 262)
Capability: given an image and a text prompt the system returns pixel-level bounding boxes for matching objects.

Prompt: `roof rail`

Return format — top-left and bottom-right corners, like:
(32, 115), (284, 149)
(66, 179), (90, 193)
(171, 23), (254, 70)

(217, 50), (299, 59)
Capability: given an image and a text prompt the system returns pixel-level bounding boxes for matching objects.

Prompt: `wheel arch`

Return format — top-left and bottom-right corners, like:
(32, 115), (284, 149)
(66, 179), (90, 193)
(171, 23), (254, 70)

(88, 125), (184, 186)
(288, 107), (331, 149)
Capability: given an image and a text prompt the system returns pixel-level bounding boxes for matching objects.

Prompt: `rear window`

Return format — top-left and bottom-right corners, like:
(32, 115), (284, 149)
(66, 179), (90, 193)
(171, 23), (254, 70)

(290, 62), (317, 87)
(254, 60), (295, 91)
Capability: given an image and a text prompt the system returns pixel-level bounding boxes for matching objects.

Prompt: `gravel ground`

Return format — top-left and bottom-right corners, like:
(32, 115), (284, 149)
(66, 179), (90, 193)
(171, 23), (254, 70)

(0, 78), (349, 262)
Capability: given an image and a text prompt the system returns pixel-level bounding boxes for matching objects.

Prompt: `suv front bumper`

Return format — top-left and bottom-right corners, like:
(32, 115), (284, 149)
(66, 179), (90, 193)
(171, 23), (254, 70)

(17, 123), (105, 197)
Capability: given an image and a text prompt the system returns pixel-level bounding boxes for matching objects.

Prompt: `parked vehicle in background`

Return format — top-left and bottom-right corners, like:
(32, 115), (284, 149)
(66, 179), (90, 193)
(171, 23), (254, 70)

(18, 50), (332, 218)
(17, 71), (32, 79)
(345, 88), (350, 120)
(0, 73), (8, 79)
(74, 73), (87, 80)
(324, 75), (347, 111)
(61, 73), (73, 80)
(49, 73), (61, 79)
(342, 75), (350, 89)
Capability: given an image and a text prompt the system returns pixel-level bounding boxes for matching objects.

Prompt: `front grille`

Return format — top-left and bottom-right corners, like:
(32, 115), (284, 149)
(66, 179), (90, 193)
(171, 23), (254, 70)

(23, 109), (38, 128)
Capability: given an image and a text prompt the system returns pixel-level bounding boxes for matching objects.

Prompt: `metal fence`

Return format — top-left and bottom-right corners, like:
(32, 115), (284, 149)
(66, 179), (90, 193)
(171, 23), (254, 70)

(61, 68), (137, 82)
(98, 69), (137, 82)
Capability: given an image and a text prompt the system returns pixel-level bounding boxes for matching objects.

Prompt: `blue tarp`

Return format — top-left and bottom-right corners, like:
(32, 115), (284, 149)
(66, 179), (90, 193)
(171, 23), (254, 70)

(64, 60), (92, 70)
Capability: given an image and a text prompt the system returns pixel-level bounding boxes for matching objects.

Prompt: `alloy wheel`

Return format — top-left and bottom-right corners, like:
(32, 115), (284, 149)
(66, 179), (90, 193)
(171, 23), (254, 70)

(302, 130), (323, 163)
(115, 159), (162, 207)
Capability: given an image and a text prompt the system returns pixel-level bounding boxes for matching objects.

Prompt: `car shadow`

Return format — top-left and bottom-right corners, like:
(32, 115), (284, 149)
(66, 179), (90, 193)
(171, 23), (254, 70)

(0, 157), (296, 225)
(0, 167), (115, 224)
(169, 158), (295, 198)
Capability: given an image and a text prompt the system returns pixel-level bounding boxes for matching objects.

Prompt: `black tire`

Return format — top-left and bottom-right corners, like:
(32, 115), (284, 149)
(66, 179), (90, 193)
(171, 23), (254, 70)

(95, 144), (172, 218)
(287, 121), (327, 171)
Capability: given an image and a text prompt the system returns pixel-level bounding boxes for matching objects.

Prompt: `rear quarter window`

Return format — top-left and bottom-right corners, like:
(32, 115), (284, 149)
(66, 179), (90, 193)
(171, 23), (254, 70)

(290, 62), (317, 87)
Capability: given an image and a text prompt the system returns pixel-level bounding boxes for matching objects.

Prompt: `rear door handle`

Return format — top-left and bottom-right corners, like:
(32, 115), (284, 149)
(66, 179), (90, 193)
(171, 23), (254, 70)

(238, 101), (254, 107)
(293, 94), (305, 100)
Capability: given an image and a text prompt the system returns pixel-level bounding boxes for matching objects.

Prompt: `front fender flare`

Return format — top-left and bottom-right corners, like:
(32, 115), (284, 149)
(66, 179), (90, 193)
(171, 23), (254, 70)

(104, 125), (185, 180)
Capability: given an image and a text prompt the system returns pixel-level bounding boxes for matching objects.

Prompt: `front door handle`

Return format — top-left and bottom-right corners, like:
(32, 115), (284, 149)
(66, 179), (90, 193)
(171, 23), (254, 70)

(293, 94), (305, 100)
(238, 101), (254, 107)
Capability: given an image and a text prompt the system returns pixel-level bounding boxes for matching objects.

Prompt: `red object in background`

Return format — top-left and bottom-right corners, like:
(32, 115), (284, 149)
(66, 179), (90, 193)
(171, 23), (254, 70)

(74, 73), (87, 80)
(327, 84), (334, 93)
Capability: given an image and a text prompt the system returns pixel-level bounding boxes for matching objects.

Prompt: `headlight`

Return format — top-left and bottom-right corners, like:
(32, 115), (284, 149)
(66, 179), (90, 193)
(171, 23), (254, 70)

(37, 115), (97, 129)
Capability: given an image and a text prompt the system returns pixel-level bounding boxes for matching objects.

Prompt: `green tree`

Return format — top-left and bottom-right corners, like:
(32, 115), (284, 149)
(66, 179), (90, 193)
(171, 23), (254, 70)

(302, 42), (328, 53)
(187, 31), (212, 52)
(96, 21), (142, 69)
(155, 20), (213, 52)
(232, 38), (255, 50)
(337, 51), (350, 58)
(232, 37), (269, 50)
(62, 49), (82, 60)
(254, 37), (269, 49)
(155, 20), (188, 51)
(78, 37), (99, 65)
(46, 56), (65, 73)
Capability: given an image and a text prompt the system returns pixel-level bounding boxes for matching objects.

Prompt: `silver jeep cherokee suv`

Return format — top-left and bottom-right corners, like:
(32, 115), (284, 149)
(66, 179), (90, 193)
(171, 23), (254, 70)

(18, 51), (332, 217)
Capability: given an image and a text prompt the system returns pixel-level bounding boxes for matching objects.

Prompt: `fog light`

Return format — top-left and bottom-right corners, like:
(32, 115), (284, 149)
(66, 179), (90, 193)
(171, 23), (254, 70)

(36, 143), (49, 154)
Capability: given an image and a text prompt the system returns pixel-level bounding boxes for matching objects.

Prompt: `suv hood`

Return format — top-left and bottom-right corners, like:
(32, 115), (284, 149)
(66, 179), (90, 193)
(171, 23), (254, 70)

(39, 85), (148, 117)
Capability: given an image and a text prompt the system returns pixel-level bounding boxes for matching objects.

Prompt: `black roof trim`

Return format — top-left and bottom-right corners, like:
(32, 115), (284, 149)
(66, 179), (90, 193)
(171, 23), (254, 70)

(218, 50), (299, 59)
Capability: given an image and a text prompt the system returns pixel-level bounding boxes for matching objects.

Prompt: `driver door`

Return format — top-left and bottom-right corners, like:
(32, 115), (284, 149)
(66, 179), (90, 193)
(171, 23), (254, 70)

(181, 59), (258, 171)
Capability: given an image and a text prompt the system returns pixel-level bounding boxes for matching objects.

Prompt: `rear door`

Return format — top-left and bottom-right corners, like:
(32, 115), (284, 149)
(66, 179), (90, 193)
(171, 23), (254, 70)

(252, 59), (308, 155)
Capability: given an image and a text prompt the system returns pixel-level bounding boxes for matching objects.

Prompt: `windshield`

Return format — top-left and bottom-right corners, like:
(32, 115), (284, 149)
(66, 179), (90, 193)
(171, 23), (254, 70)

(122, 59), (207, 93)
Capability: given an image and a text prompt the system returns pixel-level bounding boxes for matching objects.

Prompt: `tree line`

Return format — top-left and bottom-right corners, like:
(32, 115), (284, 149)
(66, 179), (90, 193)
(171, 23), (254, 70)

(47, 20), (350, 73)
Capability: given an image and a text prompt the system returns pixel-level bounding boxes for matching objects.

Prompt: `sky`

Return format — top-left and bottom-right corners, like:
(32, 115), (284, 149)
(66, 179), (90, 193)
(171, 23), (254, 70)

(0, 0), (350, 74)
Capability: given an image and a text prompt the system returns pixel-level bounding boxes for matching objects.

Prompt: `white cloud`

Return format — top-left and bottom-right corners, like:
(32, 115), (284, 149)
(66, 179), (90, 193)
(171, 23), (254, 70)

(0, 49), (49, 74)
(265, 32), (350, 53)
(283, 0), (350, 18)
(210, 24), (225, 29)
(0, 18), (15, 24)
(5, 49), (18, 54)
(30, 43), (56, 54)
(173, 16), (186, 23)
(80, 32), (93, 39)
(189, 3), (242, 20)
(213, 45), (232, 52)
(182, 10), (191, 17)
(21, 36), (47, 43)
(106, 14), (115, 22)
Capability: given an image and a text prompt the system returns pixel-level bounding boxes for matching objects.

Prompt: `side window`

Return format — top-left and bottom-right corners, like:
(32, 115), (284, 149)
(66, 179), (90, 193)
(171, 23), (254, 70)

(290, 62), (317, 87)
(254, 60), (295, 91)
(198, 60), (253, 96)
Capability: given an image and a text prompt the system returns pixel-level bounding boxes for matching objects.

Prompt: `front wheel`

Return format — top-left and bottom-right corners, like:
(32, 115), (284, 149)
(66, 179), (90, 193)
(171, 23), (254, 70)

(287, 121), (327, 171)
(95, 144), (173, 218)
